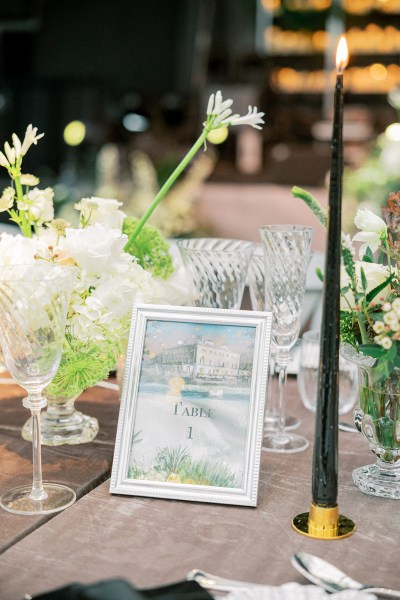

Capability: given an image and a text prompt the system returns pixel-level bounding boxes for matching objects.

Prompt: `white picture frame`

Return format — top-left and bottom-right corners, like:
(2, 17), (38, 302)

(110, 304), (272, 506)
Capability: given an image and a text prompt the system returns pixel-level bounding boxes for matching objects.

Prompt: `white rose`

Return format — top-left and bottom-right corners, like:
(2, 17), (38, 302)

(25, 187), (54, 224)
(352, 208), (387, 258)
(340, 261), (391, 311)
(75, 196), (125, 230)
(62, 224), (128, 273)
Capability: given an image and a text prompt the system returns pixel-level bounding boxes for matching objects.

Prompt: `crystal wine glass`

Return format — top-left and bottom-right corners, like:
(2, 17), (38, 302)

(260, 225), (313, 453)
(177, 238), (254, 309)
(0, 264), (76, 514)
(247, 243), (300, 431)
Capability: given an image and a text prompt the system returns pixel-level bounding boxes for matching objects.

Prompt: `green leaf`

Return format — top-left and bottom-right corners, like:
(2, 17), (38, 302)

(362, 246), (374, 263)
(360, 266), (368, 292)
(361, 255), (372, 263)
(359, 344), (386, 359)
(366, 273), (394, 304)
(316, 267), (324, 282)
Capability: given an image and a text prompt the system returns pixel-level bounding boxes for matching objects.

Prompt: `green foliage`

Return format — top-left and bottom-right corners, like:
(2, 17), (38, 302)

(154, 445), (191, 474)
(123, 217), (174, 280)
(47, 336), (119, 397)
(291, 186), (327, 227)
(130, 444), (237, 488)
(340, 312), (359, 346)
(365, 273), (394, 304)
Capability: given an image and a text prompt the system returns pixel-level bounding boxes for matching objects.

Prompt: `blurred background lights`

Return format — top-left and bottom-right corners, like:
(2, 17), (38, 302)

(207, 126), (229, 145)
(122, 113), (150, 132)
(385, 123), (400, 142)
(63, 120), (86, 146)
(370, 63), (387, 81)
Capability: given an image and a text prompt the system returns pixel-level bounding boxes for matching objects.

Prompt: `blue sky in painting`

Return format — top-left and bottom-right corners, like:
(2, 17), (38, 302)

(144, 319), (256, 355)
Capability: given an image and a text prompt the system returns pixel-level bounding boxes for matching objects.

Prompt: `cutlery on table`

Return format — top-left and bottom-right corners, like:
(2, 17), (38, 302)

(186, 569), (263, 593)
(291, 552), (400, 598)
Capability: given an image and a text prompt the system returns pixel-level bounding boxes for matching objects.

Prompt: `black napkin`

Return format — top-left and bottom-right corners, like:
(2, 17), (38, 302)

(32, 578), (214, 600)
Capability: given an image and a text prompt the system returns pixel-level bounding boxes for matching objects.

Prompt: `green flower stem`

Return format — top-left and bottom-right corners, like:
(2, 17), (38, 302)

(124, 125), (212, 253)
(14, 175), (31, 237)
(357, 315), (369, 344)
(384, 236), (392, 276)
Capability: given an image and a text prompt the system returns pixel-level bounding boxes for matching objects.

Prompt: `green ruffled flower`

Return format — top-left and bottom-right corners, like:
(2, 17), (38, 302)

(123, 217), (174, 280)
(47, 336), (119, 398)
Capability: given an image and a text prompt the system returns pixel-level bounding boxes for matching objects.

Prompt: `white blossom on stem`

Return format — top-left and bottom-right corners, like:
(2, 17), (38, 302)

(205, 90), (265, 131)
(4, 142), (16, 166)
(20, 124), (44, 156)
(0, 151), (10, 168)
(12, 134), (22, 159)
(0, 187), (15, 211)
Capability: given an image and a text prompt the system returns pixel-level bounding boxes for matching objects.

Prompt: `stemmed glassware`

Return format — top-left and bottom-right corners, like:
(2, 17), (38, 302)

(0, 264), (76, 514)
(260, 225), (313, 453)
(177, 238), (254, 309)
(247, 243), (300, 431)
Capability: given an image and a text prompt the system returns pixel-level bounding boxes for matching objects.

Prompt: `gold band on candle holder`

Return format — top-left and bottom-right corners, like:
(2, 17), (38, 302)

(292, 503), (356, 539)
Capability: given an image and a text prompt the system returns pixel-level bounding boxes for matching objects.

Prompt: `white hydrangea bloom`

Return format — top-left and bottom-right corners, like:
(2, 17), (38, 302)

(75, 196), (126, 230)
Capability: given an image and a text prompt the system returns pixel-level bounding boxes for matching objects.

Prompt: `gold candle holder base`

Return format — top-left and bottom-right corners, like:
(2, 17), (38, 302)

(292, 503), (356, 539)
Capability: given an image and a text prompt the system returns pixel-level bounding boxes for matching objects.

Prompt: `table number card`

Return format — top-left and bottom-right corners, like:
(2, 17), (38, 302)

(110, 305), (272, 506)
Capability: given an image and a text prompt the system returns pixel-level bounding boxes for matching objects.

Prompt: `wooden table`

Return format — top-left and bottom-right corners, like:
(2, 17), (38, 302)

(1, 377), (399, 600)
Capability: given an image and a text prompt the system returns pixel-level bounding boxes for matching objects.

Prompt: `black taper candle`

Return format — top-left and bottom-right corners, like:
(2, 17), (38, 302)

(312, 41), (347, 507)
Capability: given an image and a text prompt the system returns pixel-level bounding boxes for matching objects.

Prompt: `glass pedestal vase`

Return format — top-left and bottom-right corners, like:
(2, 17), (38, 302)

(22, 393), (99, 446)
(342, 343), (400, 499)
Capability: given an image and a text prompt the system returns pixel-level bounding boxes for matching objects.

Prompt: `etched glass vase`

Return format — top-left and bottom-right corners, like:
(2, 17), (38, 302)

(342, 343), (400, 499)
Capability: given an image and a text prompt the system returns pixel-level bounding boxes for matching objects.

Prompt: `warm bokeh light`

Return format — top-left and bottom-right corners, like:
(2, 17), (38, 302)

(207, 127), (229, 145)
(385, 123), (400, 142)
(336, 36), (349, 73)
(63, 120), (86, 146)
(370, 63), (387, 80)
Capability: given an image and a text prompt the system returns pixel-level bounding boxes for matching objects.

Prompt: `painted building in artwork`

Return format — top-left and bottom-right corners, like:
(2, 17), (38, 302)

(149, 337), (241, 380)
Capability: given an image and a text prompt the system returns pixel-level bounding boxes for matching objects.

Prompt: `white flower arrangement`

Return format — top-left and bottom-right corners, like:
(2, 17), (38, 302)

(0, 92), (265, 396)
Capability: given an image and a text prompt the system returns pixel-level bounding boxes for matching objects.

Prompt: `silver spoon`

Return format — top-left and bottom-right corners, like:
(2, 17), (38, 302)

(291, 552), (400, 598)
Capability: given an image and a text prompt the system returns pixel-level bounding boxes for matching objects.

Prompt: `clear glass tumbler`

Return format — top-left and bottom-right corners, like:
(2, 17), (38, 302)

(177, 238), (254, 309)
(298, 330), (358, 416)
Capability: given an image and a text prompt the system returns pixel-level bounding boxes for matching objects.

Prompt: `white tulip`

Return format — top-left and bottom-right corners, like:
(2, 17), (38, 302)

(352, 208), (388, 258)
(340, 261), (391, 311)
(352, 231), (381, 258)
(354, 208), (387, 234)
